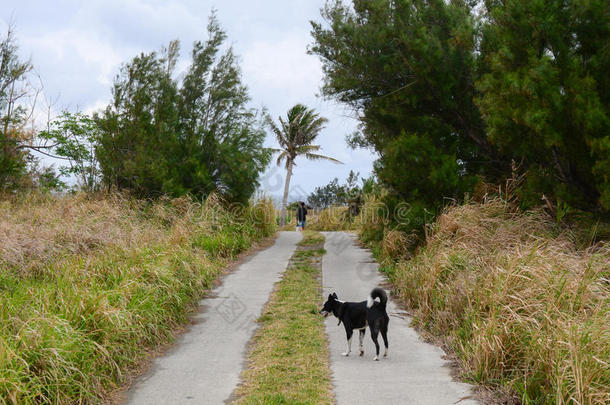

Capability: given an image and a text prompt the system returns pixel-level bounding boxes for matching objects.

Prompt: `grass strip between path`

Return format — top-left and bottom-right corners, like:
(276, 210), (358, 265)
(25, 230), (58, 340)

(234, 231), (333, 404)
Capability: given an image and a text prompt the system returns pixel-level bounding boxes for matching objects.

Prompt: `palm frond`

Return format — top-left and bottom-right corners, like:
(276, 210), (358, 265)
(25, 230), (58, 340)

(294, 144), (321, 154)
(267, 104), (339, 169)
(266, 117), (286, 147)
(304, 153), (343, 164)
(275, 150), (289, 167)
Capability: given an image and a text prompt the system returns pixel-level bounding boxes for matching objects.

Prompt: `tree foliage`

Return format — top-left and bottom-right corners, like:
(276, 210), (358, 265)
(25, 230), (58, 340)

(38, 112), (102, 192)
(310, 0), (610, 212)
(477, 0), (610, 210)
(1, 27), (97, 194)
(307, 170), (361, 208)
(268, 103), (341, 225)
(311, 0), (496, 210)
(0, 25), (34, 191)
(96, 14), (270, 202)
(268, 104), (337, 169)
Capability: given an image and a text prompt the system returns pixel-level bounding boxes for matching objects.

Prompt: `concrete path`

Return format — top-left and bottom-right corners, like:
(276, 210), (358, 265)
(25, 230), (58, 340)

(125, 231), (302, 405)
(322, 232), (479, 405)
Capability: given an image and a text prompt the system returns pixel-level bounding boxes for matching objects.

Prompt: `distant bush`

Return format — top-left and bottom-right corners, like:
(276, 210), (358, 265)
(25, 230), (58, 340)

(308, 206), (354, 231)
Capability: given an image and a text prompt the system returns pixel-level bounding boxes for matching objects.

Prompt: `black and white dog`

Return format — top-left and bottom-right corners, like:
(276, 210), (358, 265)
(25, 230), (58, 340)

(320, 288), (389, 361)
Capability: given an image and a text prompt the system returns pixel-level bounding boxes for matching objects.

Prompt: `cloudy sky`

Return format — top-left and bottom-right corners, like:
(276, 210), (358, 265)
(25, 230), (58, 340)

(1, 0), (376, 201)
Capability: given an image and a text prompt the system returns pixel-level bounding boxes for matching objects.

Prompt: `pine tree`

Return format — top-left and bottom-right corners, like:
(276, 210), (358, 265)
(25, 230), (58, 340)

(96, 13), (270, 202)
(0, 26), (34, 191)
(310, 0), (493, 209)
(477, 0), (610, 210)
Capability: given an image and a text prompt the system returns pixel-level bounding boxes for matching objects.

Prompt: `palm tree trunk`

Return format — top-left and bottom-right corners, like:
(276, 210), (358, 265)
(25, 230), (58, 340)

(280, 159), (293, 227)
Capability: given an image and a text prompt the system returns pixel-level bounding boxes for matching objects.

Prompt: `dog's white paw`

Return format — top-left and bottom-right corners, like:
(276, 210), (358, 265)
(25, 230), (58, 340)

(342, 352), (350, 357)
(373, 356), (379, 361)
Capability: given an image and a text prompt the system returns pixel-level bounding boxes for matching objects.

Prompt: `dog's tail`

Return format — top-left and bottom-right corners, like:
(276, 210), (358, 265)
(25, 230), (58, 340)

(367, 287), (388, 308)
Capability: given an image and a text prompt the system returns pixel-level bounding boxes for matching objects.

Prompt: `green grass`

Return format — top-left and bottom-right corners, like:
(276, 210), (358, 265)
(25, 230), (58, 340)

(234, 231), (333, 404)
(0, 193), (276, 404)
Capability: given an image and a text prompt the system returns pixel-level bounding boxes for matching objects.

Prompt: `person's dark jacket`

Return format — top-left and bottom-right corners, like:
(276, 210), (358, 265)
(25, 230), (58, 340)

(297, 205), (307, 222)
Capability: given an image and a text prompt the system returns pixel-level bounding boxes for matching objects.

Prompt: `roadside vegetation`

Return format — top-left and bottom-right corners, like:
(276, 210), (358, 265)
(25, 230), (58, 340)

(306, 2), (610, 400)
(2, 1), (608, 404)
(0, 192), (275, 404)
(235, 231), (333, 404)
(375, 199), (609, 404)
(312, 190), (609, 404)
(1, 15), (279, 402)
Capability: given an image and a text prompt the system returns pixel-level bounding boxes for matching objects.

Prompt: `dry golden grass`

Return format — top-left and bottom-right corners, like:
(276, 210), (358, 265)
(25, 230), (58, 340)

(308, 206), (355, 231)
(0, 192), (191, 273)
(0, 191), (276, 404)
(381, 229), (415, 261)
(355, 193), (390, 243)
(384, 199), (609, 404)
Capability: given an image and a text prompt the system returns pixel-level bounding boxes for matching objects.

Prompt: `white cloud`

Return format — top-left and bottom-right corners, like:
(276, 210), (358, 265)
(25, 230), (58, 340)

(83, 99), (110, 116)
(1, 0), (376, 194)
(74, 0), (205, 48)
(242, 35), (322, 93)
(23, 29), (123, 87)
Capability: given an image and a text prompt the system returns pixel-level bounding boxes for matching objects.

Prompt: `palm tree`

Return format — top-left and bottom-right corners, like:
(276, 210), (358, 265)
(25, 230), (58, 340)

(268, 104), (342, 227)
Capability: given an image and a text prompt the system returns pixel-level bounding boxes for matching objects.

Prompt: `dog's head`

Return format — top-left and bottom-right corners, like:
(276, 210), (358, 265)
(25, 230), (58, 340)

(320, 292), (340, 318)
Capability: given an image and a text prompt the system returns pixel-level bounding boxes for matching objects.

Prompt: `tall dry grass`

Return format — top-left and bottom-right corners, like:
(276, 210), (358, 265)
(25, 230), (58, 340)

(0, 192), (275, 404)
(1, 193), (158, 273)
(383, 199), (609, 404)
(356, 192), (391, 243)
(380, 229), (415, 261)
(307, 206), (355, 231)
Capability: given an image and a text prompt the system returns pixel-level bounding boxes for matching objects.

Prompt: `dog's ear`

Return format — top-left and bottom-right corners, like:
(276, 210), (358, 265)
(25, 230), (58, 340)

(328, 294), (333, 300)
(332, 292), (337, 298)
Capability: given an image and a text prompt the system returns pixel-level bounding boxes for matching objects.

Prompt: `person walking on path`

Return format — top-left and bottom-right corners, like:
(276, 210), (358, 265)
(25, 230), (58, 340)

(297, 202), (307, 231)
